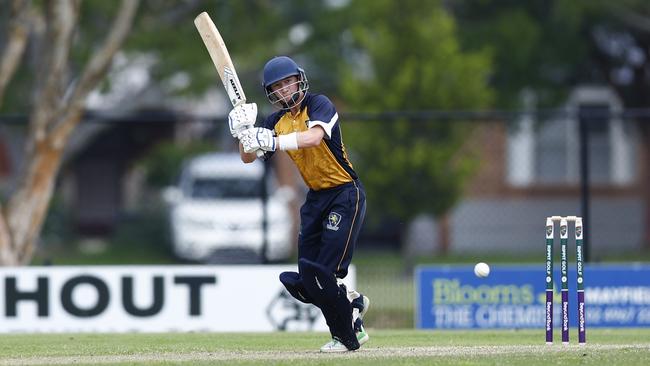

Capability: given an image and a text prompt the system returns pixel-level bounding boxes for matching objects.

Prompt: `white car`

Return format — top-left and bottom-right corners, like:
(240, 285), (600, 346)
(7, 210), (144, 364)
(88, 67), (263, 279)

(163, 152), (294, 263)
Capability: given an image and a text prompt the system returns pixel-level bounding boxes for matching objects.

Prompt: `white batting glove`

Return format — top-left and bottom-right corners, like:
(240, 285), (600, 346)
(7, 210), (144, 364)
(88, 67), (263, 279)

(228, 103), (258, 138)
(240, 127), (276, 153)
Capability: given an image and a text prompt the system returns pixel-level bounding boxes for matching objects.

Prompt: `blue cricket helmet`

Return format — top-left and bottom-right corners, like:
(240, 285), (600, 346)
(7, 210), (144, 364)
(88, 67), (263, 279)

(262, 56), (309, 108)
(262, 56), (304, 89)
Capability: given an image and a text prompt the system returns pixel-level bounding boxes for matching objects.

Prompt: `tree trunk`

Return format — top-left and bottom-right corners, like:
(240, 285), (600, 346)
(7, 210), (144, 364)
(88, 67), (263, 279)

(0, 0), (140, 266)
(0, 0), (31, 109)
(0, 211), (14, 264)
(5, 139), (66, 265)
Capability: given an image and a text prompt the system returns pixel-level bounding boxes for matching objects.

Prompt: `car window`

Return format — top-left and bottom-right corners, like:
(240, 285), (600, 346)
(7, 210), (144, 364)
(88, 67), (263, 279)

(189, 178), (262, 199)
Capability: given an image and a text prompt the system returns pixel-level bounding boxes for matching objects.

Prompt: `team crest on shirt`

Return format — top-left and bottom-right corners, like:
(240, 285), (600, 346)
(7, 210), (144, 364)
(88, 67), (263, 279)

(326, 212), (342, 231)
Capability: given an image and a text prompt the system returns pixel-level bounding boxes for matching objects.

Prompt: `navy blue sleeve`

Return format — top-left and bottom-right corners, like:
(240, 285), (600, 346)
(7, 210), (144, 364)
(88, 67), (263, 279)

(306, 95), (338, 139)
(262, 111), (281, 130)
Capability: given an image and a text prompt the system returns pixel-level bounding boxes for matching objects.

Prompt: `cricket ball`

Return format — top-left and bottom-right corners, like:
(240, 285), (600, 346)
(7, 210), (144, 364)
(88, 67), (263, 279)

(474, 262), (490, 278)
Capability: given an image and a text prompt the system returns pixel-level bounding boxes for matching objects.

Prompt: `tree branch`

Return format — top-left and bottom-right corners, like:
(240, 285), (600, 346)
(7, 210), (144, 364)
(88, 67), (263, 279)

(4, 1), (79, 265)
(0, 0), (31, 265)
(0, 0), (31, 110)
(51, 0), (140, 147)
(29, 0), (79, 147)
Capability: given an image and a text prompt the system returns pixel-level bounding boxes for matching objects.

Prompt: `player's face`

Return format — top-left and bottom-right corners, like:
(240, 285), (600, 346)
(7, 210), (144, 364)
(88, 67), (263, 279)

(270, 76), (300, 103)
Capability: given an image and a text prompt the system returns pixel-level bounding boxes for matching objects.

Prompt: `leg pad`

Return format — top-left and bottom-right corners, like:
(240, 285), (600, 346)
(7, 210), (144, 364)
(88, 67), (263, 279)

(299, 258), (359, 350)
(279, 271), (313, 304)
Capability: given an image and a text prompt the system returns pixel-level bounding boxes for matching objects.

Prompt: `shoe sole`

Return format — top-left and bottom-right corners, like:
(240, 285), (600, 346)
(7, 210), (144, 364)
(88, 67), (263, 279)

(320, 342), (356, 353)
(320, 347), (351, 353)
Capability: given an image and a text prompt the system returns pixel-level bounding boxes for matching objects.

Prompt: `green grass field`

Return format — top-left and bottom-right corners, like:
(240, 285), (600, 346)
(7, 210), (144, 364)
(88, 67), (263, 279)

(0, 329), (649, 365)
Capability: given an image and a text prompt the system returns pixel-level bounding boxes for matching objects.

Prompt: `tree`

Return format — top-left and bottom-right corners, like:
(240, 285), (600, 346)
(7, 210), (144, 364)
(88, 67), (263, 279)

(0, 0), (139, 265)
(337, 0), (493, 234)
(0, 0), (333, 265)
(450, 0), (600, 108)
(450, 0), (650, 249)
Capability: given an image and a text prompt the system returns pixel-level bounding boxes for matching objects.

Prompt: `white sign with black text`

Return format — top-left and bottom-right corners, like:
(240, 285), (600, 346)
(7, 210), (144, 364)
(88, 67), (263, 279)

(0, 265), (355, 333)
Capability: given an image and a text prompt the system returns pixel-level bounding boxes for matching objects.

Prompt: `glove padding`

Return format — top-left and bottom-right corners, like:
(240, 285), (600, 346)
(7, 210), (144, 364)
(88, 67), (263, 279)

(240, 127), (276, 153)
(228, 103), (258, 138)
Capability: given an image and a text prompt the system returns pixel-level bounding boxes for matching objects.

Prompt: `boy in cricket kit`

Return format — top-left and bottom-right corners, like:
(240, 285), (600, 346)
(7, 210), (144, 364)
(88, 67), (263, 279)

(228, 56), (369, 352)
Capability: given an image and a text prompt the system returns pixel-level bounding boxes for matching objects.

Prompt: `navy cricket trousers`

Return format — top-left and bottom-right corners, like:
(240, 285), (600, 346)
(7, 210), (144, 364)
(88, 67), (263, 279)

(298, 179), (366, 279)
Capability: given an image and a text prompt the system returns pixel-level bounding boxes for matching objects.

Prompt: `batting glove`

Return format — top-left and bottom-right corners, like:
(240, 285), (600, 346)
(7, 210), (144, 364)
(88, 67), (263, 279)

(228, 103), (258, 138)
(240, 127), (276, 153)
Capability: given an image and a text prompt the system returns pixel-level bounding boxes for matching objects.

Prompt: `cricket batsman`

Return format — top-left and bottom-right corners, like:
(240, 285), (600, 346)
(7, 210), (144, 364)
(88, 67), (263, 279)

(228, 56), (369, 352)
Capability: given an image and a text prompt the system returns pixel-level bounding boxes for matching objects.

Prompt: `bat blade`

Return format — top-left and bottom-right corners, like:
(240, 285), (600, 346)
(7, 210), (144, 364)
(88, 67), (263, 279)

(194, 12), (246, 107)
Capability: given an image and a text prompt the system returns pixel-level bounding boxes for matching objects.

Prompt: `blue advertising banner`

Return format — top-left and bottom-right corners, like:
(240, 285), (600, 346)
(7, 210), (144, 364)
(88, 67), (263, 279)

(415, 264), (650, 329)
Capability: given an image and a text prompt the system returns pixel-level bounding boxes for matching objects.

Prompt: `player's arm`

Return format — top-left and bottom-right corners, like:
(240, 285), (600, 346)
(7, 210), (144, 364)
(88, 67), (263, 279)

(272, 125), (325, 150)
(294, 126), (325, 148)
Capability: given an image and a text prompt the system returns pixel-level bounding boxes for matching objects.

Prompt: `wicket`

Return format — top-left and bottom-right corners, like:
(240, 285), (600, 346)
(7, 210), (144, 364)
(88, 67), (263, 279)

(545, 216), (586, 345)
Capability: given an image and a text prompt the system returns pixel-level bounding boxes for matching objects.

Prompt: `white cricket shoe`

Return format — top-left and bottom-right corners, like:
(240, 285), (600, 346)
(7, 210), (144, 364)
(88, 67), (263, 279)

(320, 338), (351, 353)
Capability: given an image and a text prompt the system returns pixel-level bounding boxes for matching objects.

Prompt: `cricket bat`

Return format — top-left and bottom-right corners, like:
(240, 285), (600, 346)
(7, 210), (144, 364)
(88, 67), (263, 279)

(194, 12), (246, 107)
(194, 12), (263, 157)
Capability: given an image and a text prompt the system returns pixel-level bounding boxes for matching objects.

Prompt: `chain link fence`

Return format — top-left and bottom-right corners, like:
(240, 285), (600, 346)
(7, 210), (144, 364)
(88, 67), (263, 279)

(1, 101), (649, 328)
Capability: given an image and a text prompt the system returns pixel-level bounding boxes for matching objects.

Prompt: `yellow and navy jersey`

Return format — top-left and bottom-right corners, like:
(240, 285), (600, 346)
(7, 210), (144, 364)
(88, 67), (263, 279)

(262, 93), (358, 191)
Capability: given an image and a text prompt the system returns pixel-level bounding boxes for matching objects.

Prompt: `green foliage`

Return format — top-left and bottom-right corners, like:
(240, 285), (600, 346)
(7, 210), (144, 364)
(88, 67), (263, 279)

(451, 0), (586, 107)
(125, 1), (298, 100)
(138, 141), (215, 188)
(339, 0), (493, 220)
(0, 1), (296, 112)
(450, 0), (650, 108)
